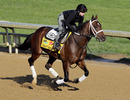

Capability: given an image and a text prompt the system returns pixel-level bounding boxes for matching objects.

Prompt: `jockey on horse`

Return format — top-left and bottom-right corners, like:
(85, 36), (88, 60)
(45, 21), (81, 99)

(54, 4), (87, 50)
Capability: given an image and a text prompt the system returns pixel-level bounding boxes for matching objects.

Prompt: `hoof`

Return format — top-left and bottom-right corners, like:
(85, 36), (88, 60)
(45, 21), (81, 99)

(73, 78), (79, 84)
(31, 79), (37, 85)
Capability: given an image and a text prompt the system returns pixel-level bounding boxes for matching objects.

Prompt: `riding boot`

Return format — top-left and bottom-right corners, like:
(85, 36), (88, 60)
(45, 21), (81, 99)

(54, 19), (66, 51)
(54, 32), (66, 51)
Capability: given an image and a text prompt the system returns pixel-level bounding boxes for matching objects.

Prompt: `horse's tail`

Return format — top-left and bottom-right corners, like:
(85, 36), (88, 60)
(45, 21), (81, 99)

(16, 33), (33, 50)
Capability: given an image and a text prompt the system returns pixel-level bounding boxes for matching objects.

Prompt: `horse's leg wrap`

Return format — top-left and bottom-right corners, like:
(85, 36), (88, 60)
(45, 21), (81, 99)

(56, 79), (65, 84)
(79, 74), (87, 82)
(79, 70), (89, 82)
(74, 70), (89, 83)
(55, 75), (69, 85)
(55, 73), (69, 84)
(55, 76), (69, 84)
(49, 68), (59, 78)
(31, 65), (37, 78)
(74, 74), (87, 83)
(45, 64), (59, 78)
(30, 65), (37, 84)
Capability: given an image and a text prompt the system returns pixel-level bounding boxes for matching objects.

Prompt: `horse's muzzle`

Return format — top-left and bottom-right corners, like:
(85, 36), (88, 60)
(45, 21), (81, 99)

(96, 34), (106, 42)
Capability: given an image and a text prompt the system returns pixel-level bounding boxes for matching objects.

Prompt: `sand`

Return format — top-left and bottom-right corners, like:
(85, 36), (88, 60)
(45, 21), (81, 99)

(0, 52), (130, 100)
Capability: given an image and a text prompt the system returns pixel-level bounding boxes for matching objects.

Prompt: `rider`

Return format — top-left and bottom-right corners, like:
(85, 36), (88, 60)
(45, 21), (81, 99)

(54, 4), (87, 50)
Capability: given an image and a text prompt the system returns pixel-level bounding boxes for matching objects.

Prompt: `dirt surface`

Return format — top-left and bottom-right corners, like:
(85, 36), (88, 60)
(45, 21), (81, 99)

(0, 52), (130, 100)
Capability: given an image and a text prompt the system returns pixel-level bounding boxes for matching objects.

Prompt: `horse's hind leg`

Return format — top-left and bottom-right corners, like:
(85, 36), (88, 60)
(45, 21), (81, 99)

(28, 51), (42, 85)
(45, 55), (59, 78)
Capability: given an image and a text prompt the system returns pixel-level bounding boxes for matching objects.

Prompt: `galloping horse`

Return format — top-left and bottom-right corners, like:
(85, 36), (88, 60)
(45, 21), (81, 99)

(17, 15), (106, 85)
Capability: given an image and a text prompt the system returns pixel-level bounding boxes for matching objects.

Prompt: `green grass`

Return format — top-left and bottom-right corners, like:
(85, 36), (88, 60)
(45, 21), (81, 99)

(0, 0), (130, 31)
(88, 37), (130, 55)
(0, 0), (130, 55)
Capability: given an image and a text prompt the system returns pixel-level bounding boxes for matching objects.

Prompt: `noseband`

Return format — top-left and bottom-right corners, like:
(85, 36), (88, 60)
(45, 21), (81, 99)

(89, 19), (103, 37)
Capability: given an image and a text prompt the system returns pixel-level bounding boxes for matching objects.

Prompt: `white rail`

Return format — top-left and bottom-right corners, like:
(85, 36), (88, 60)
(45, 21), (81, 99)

(0, 21), (130, 53)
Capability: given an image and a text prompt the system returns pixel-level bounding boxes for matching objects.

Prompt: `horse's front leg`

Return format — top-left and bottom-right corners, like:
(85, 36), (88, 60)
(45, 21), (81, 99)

(74, 60), (89, 83)
(55, 61), (69, 85)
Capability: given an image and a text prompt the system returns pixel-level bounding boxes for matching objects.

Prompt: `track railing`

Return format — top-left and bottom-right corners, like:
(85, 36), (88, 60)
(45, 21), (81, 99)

(0, 21), (130, 53)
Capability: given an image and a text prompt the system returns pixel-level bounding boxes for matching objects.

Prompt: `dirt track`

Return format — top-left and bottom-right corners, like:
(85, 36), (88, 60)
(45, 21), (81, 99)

(0, 52), (130, 100)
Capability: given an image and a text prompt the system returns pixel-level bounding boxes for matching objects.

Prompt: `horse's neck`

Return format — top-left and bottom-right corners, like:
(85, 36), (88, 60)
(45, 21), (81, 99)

(79, 21), (90, 35)
(77, 22), (90, 45)
(74, 33), (88, 47)
(70, 22), (91, 52)
(66, 33), (89, 56)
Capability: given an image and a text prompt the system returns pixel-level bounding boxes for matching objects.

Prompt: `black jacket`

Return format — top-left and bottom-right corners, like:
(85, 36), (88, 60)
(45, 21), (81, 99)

(63, 10), (84, 32)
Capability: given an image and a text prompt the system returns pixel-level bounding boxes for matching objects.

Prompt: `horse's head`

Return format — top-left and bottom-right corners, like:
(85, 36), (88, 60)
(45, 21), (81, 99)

(89, 15), (106, 42)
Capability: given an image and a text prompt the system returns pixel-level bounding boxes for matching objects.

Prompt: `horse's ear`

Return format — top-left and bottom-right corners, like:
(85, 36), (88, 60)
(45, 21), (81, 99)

(91, 15), (94, 20)
(95, 15), (98, 19)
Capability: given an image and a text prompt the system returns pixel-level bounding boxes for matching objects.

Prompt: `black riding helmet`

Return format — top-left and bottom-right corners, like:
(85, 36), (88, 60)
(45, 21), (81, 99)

(76, 4), (87, 13)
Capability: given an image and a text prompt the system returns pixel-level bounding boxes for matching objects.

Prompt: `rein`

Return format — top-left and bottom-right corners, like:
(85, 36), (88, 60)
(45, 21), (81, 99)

(74, 32), (91, 38)
(70, 19), (103, 69)
(70, 33), (90, 69)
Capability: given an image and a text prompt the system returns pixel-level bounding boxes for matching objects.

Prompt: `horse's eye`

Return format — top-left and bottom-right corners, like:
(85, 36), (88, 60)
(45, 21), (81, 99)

(94, 26), (97, 29)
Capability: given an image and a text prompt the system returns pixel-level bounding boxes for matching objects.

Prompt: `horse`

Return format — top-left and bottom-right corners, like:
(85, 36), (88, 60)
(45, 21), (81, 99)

(17, 15), (106, 85)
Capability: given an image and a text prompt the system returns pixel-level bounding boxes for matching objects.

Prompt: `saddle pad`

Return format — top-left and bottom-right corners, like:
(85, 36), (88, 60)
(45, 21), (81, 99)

(41, 37), (63, 54)
(41, 31), (72, 54)
(45, 29), (58, 41)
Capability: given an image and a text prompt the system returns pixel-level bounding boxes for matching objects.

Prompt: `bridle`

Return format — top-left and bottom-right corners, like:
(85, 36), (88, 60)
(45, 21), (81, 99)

(70, 19), (103, 69)
(74, 19), (103, 38)
(89, 19), (103, 37)
(73, 19), (103, 47)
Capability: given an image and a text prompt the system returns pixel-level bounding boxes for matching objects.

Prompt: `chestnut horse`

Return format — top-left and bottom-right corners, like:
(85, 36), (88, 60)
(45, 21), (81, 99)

(17, 15), (106, 85)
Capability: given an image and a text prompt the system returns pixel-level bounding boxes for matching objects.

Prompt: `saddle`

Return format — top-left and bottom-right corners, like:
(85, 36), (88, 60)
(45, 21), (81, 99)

(41, 28), (72, 54)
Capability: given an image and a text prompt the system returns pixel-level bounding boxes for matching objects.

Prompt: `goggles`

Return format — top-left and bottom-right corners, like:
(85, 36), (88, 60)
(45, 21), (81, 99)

(80, 8), (87, 13)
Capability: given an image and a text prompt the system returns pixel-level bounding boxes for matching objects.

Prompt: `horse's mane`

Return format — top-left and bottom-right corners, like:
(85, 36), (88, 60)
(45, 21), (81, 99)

(82, 20), (89, 27)
(77, 20), (89, 31)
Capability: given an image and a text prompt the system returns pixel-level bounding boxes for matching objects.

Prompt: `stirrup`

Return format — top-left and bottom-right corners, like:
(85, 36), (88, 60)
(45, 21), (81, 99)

(53, 42), (61, 51)
(55, 43), (61, 51)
